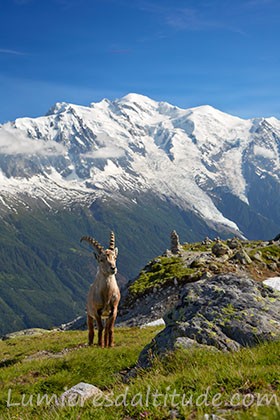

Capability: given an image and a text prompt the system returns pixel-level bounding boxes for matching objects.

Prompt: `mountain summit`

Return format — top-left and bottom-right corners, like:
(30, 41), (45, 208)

(0, 93), (279, 237)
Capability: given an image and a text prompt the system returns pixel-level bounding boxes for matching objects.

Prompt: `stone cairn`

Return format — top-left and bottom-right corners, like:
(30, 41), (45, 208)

(170, 230), (181, 254)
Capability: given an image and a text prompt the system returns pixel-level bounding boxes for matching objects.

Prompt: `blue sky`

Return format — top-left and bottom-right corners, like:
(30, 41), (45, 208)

(0, 0), (280, 123)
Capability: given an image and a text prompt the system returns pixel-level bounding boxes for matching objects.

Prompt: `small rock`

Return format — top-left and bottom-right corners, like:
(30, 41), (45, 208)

(251, 252), (264, 263)
(227, 237), (241, 249)
(170, 409), (179, 419)
(209, 263), (219, 272)
(60, 382), (102, 406)
(267, 262), (278, 271)
(267, 255), (278, 263)
(219, 254), (231, 263)
(260, 242), (270, 247)
(190, 257), (208, 268)
(232, 249), (252, 265)
(163, 249), (173, 257)
(212, 241), (230, 257)
(202, 237), (213, 245)
(201, 271), (213, 280)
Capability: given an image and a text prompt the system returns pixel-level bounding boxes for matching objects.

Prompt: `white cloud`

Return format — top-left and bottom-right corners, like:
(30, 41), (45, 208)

(131, 1), (244, 34)
(0, 48), (25, 56)
(0, 126), (66, 156)
(82, 146), (125, 159)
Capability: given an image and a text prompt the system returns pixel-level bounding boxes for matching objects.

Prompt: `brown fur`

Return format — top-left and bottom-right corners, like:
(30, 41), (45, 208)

(81, 233), (120, 347)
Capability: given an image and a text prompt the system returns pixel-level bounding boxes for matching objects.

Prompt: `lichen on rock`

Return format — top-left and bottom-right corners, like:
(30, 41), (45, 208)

(138, 274), (280, 367)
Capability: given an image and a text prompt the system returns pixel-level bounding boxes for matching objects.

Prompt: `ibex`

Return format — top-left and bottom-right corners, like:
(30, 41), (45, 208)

(80, 232), (120, 348)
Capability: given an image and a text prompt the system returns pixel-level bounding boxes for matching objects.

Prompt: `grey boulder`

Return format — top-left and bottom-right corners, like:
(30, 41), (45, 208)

(138, 274), (280, 367)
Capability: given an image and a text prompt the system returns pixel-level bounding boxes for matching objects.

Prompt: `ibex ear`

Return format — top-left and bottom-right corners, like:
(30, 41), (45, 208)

(114, 247), (118, 258)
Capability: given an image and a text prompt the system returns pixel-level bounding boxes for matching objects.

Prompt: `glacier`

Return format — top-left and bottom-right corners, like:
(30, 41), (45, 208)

(0, 93), (280, 237)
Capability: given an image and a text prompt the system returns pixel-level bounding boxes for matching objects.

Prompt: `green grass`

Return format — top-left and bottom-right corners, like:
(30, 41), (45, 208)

(129, 256), (199, 296)
(182, 242), (211, 252)
(257, 245), (280, 263)
(0, 329), (279, 419)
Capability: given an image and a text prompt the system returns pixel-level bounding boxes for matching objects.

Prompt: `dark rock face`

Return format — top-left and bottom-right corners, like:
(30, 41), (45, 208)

(117, 283), (180, 327)
(138, 275), (280, 367)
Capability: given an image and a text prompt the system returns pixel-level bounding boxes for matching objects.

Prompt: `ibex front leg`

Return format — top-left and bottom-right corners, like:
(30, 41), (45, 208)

(87, 315), (94, 346)
(105, 307), (118, 347)
(96, 310), (104, 348)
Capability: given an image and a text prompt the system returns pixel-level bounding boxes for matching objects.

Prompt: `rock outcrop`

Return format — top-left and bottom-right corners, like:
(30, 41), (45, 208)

(170, 230), (182, 254)
(273, 233), (280, 241)
(211, 241), (230, 257)
(138, 274), (280, 367)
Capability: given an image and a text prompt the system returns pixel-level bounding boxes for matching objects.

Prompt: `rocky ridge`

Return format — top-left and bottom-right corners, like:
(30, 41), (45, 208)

(55, 234), (280, 332)
(118, 234), (280, 327)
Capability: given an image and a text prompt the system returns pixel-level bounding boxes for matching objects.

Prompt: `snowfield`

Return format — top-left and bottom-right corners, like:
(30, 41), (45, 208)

(0, 93), (280, 235)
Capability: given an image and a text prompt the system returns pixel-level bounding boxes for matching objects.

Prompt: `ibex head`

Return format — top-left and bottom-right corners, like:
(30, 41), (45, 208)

(80, 232), (118, 275)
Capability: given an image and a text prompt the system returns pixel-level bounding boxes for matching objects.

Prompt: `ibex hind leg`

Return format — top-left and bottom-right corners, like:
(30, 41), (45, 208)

(87, 315), (94, 346)
(104, 320), (109, 348)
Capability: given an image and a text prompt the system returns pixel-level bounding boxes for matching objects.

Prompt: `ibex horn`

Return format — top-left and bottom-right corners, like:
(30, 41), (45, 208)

(80, 236), (104, 254)
(109, 231), (115, 250)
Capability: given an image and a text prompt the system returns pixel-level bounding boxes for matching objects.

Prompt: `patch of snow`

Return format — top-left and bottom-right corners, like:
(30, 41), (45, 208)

(83, 145), (125, 159)
(263, 277), (280, 291)
(140, 318), (166, 328)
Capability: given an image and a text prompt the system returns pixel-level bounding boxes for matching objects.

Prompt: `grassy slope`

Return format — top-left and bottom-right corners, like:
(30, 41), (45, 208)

(0, 329), (279, 420)
(0, 209), (93, 335)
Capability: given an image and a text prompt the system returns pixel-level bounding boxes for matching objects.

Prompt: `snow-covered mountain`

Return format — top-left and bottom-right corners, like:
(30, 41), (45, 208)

(1, 93), (280, 237)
